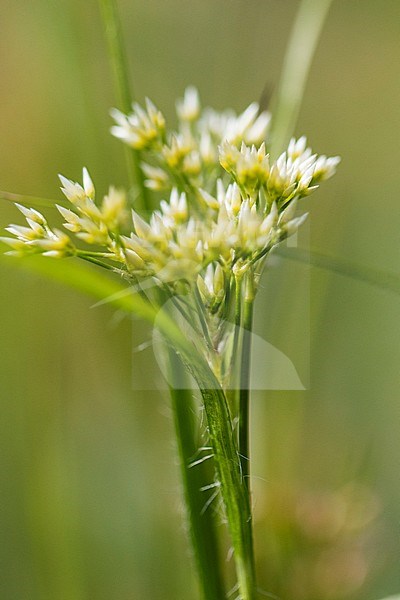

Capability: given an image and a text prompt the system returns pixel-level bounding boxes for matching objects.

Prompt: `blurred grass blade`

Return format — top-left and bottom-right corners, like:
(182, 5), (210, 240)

(0, 253), (213, 364)
(98, 0), (133, 113)
(0, 190), (66, 209)
(270, 0), (334, 156)
(277, 246), (400, 296)
(0, 254), (157, 320)
(98, 0), (148, 209)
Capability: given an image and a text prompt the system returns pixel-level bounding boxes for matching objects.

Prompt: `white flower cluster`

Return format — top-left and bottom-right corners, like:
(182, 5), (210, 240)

(2, 168), (129, 263)
(2, 87), (340, 316)
(111, 87), (271, 192)
(2, 204), (73, 258)
(57, 168), (128, 246)
(220, 138), (340, 203)
(121, 180), (304, 284)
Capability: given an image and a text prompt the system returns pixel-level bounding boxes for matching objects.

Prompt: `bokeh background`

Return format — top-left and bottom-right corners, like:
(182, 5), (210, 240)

(1, 1), (400, 599)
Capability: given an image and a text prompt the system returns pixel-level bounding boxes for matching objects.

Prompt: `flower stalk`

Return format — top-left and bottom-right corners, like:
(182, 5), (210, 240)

(239, 269), (255, 498)
(167, 351), (225, 600)
(199, 386), (256, 600)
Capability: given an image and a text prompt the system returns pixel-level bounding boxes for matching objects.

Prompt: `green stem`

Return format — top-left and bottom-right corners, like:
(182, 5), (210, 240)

(199, 386), (256, 600)
(239, 271), (255, 498)
(231, 275), (243, 386)
(76, 253), (115, 271)
(193, 285), (214, 351)
(154, 289), (226, 598)
(98, 0), (149, 209)
(270, 0), (334, 157)
(156, 305), (256, 598)
(226, 275), (243, 411)
(76, 250), (114, 258)
(167, 352), (225, 600)
(153, 305), (257, 597)
(192, 276), (256, 599)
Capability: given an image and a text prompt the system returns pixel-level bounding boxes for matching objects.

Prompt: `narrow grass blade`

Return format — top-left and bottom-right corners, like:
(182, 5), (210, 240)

(270, 0), (334, 156)
(98, 0), (149, 209)
(0, 254), (156, 321)
(0, 190), (66, 209)
(277, 246), (400, 296)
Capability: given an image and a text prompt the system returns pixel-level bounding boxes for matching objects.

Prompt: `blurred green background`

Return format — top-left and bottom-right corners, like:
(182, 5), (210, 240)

(1, 1), (400, 598)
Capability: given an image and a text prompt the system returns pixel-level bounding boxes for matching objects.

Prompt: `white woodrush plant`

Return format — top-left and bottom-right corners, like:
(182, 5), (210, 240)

(2, 87), (340, 600)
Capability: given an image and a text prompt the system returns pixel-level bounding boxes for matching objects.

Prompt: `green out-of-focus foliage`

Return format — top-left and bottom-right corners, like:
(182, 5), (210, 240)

(1, 1), (399, 599)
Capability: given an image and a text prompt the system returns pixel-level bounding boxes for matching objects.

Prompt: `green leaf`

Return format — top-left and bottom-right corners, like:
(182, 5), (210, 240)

(0, 253), (156, 321)
(0, 253), (218, 387)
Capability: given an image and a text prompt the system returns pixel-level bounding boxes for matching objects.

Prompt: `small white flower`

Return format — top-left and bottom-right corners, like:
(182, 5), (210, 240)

(197, 263), (225, 312)
(235, 142), (270, 197)
(176, 86), (201, 122)
(57, 174), (127, 246)
(183, 151), (202, 177)
(15, 203), (47, 225)
(228, 103), (259, 141)
(287, 136), (310, 160)
(33, 229), (73, 257)
(59, 170), (102, 220)
(110, 99), (165, 150)
(312, 154), (341, 182)
(75, 220), (109, 245)
(59, 174), (86, 203)
(218, 140), (241, 173)
(162, 133), (193, 169)
(132, 210), (153, 240)
(3, 206), (74, 258)
(224, 183), (243, 219)
(56, 205), (82, 233)
(141, 163), (170, 190)
(101, 187), (127, 230)
(82, 167), (95, 199)
(160, 189), (188, 225)
(124, 248), (147, 271)
(199, 132), (217, 165)
(224, 103), (270, 145)
(244, 111), (271, 145)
